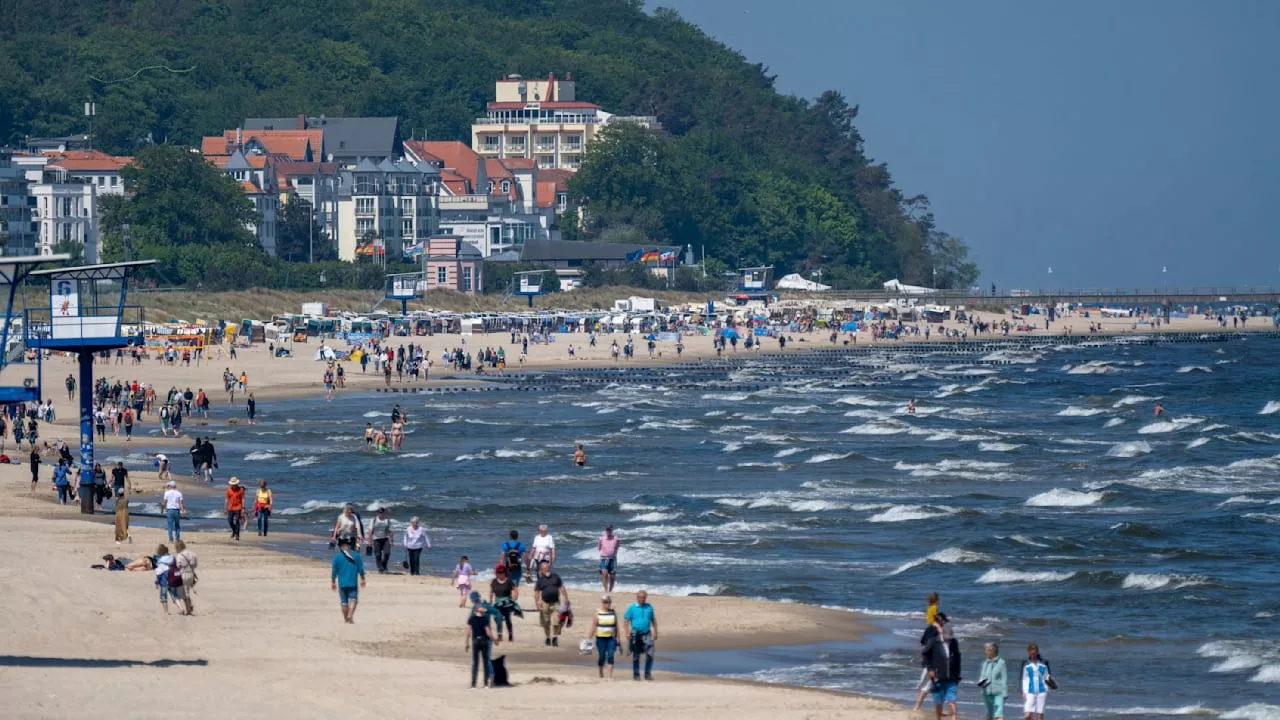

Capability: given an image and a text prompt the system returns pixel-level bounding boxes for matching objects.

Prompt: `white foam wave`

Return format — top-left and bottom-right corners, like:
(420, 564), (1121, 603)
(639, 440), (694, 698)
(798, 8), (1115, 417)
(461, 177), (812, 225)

(1058, 405), (1106, 417)
(1065, 360), (1118, 375)
(1121, 573), (1210, 591)
(720, 442), (744, 453)
(1187, 437), (1211, 449)
(289, 456), (319, 467)
(1222, 704), (1280, 720)
(244, 451), (281, 461)
(276, 499), (346, 516)
(890, 547), (997, 576)
(772, 404), (820, 416)
(619, 503), (658, 512)
(774, 447), (804, 458)
(1177, 365), (1211, 373)
(976, 569), (1075, 584)
(493, 448), (551, 459)
(630, 511), (681, 523)
(1262, 401), (1280, 415)
(1026, 489), (1106, 507)
(362, 410), (390, 418)
(701, 392), (749, 401)
(868, 504), (956, 523)
(806, 452), (856, 464)
(1104, 417), (1126, 428)
(841, 421), (908, 435)
(979, 442), (1024, 452)
(1113, 394), (1161, 408)
(834, 394), (891, 407)
(1106, 441), (1152, 458)
(1138, 417), (1203, 434)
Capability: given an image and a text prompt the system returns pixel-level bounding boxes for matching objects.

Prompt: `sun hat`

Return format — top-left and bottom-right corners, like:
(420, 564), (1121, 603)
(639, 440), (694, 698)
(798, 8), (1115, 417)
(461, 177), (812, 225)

(228, 477), (240, 486)
(166, 480), (176, 487)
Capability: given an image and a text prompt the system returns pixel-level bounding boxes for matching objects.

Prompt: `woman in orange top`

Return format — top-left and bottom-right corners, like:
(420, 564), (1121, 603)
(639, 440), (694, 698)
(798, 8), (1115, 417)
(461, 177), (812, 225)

(225, 477), (246, 541)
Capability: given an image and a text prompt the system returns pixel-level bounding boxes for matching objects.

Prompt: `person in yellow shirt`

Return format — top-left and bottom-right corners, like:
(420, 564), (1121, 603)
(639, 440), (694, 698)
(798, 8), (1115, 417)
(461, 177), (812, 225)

(587, 595), (619, 679)
(925, 591), (940, 626)
(254, 479), (273, 537)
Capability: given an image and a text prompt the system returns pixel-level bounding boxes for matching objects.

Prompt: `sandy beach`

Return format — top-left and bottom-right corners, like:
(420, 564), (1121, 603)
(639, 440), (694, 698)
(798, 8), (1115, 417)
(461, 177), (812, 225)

(0, 464), (913, 720)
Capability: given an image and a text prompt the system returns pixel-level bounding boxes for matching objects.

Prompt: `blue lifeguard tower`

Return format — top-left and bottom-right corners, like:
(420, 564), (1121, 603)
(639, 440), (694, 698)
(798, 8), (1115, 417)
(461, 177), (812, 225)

(23, 260), (154, 514)
(385, 271), (422, 315)
(514, 269), (549, 308)
(0, 254), (71, 404)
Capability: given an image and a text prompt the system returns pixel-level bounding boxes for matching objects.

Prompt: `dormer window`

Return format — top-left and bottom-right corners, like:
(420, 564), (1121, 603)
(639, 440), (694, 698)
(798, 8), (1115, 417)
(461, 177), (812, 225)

(487, 180), (495, 194)
(500, 180), (511, 194)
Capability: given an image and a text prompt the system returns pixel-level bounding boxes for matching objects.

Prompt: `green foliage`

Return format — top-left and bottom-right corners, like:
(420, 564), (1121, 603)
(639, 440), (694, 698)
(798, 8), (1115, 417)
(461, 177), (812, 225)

(484, 263), (562, 295)
(50, 239), (85, 266)
(275, 198), (335, 263)
(1, 0), (977, 286)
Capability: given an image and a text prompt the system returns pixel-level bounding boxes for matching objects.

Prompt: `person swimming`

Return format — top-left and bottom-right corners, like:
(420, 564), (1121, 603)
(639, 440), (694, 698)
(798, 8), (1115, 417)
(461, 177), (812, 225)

(574, 444), (587, 468)
(907, 399), (917, 415)
(1154, 402), (1166, 417)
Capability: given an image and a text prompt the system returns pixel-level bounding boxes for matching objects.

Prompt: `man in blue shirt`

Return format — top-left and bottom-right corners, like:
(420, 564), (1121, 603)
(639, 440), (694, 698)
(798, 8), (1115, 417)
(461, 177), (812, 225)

(53, 460), (73, 505)
(623, 589), (659, 681)
(499, 529), (528, 585)
(330, 538), (367, 624)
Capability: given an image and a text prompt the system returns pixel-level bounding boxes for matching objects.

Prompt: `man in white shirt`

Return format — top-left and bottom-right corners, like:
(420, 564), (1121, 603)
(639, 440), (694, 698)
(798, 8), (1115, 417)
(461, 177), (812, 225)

(162, 480), (185, 541)
(530, 524), (556, 572)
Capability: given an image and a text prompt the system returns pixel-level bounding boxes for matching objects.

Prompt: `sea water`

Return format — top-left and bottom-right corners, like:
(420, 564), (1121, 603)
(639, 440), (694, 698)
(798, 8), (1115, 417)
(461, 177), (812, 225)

(150, 336), (1280, 719)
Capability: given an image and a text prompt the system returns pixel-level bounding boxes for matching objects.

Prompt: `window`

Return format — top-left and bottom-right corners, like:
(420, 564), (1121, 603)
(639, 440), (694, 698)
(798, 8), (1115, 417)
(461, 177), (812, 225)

(436, 266), (447, 285)
(402, 219), (413, 237)
(462, 266), (472, 292)
(500, 180), (511, 194)
(482, 135), (499, 149)
(490, 226), (501, 246)
(557, 193), (568, 210)
(62, 198), (71, 217)
(110, 176), (117, 186)
(537, 156), (553, 169)
(486, 180), (494, 194)
(356, 218), (373, 235)
(62, 224), (71, 241)
(537, 135), (556, 150)
(509, 135), (525, 147)
(355, 197), (374, 214)
(565, 135), (583, 148)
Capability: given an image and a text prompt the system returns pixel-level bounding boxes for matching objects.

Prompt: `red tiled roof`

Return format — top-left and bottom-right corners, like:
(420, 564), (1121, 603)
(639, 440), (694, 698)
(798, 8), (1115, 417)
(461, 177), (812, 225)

(239, 180), (263, 194)
(201, 136), (228, 155)
(276, 161), (339, 176)
(205, 129), (321, 161)
(535, 180), (558, 209)
(46, 149), (131, 172)
(501, 158), (536, 170)
(403, 140), (443, 165)
(539, 168), (574, 191)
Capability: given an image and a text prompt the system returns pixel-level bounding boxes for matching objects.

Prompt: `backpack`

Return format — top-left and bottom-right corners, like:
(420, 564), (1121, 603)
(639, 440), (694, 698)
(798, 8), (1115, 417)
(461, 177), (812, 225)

(505, 543), (522, 569)
(166, 556), (183, 587)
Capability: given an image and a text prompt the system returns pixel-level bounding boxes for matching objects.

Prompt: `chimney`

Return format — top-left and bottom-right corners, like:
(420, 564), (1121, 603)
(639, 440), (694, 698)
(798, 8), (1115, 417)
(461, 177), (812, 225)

(235, 127), (242, 148)
(297, 114), (306, 130)
(548, 72), (556, 101)
(475, 156), (488, 196)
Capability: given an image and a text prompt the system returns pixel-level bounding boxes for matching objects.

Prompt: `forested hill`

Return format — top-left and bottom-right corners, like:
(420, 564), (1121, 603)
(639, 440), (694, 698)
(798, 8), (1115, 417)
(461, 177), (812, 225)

(0, 0), (978, 289)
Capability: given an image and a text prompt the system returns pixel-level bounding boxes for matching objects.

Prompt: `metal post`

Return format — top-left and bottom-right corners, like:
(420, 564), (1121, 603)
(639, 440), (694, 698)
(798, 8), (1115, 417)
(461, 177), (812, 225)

(77, 350), (95, 514)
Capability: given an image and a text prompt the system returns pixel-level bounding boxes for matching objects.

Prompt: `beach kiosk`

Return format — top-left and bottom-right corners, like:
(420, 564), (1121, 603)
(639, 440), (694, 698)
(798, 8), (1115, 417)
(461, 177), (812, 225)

(24, 260), (154, 514)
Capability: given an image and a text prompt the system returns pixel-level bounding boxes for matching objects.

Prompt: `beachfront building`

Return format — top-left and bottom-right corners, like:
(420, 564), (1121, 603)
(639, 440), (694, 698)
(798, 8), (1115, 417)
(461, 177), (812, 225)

(28, 167), (99, 260)
(472, 73), (660, 171)
(422, 235), (483, 294)
(334, 158), (439, 262)
(213, 149), (280, 256)
(45, 150), (130, 196)
(404, 140), (567, 257)
(0, 149), (37, 256)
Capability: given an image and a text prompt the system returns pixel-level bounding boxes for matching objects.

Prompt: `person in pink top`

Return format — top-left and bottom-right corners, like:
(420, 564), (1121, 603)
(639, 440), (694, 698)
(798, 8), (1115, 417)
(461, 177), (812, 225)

(598, 525), (620, 592)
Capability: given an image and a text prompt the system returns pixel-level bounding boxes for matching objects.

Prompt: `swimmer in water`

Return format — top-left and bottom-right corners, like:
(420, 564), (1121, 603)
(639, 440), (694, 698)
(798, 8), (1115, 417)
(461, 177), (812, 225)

(907, 398), (916, 416)
(374, 427), (388, 453)
(1154, 402), (1166, 417)
(364, 423), (374, 451)
(573, 443), (587, 468)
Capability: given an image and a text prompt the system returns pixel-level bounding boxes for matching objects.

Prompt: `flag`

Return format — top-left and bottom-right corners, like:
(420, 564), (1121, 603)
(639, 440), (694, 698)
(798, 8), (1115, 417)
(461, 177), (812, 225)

(625, 249), (643, 263)
(641, 250), (660, 263)
(659, 249), (675, 263)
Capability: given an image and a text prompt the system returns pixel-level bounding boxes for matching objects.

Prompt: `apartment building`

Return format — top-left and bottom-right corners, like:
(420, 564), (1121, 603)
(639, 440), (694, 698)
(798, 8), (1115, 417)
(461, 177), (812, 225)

(29, 167), (99, 261)
(335, 158), (439, 262)
(218, 149), (279, 256)
(45, 150), (130, 196)
(471, 73), (659, 171)
(0, 150), (37, 256)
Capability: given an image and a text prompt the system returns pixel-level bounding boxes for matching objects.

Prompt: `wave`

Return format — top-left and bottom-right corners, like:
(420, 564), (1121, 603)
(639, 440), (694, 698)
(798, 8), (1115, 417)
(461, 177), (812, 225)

(619, 502), (658, 512)
(868, 504), (956, 523)
(1187, 437), (1211, 449)
(1104, 417), (1126, 428)
(362, 410), (390, 418)
(399, 452), (433, 458)
(774, 447), (805, 458)
(276, 499), (346, 516)
(978, 442), (1024, 452)
(841, 420), (908, 435)
(976, 568), (1075, 584)
(243, 451), (281, 461)
(1026, 489), (1106, 507)
(1262, 401), (1280, 415)
(834, 394), (891, 407)
(1113, 394), (1161, 408)
(1121, 573), (1211, 591)
(289, 456), (319, 467)
(1065, 360), (1119, 375)
(701, 392), (749, 401)
(1106, 441), (1152, 458)
(1138, 417), (1203, 434)
(772, 404), (821, 416)
(890, 547), (997, 576)
(630, 511), (681, 523)
(1200, 640), (1280, 687)
(1058, 405), (1106, 417)
(805, 451), (857, 464)
(1221, 704), (1280, 720)
(1177, 365), (1212, 373)
(720, 442), (744, 453)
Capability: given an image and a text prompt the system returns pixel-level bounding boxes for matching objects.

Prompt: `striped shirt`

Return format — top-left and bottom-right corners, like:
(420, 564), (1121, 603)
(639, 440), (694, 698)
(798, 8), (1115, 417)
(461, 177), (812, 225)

(1022, 659), (1050, 694)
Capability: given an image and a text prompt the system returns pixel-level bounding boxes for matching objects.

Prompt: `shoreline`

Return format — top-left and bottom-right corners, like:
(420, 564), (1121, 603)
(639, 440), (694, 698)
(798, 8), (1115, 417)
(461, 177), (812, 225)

(0, 463), (914, 720)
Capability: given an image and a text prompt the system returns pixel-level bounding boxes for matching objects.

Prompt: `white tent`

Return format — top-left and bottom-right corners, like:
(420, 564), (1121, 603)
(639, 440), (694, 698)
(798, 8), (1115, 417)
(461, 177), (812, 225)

(775, 273), (831, 291)
(883, 279), (937, 295)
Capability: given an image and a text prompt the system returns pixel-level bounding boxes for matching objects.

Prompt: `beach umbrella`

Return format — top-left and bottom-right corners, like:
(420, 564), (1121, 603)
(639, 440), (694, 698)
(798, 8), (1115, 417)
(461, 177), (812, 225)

(841, 320), (859, 331)
(721, 328), (740, 340)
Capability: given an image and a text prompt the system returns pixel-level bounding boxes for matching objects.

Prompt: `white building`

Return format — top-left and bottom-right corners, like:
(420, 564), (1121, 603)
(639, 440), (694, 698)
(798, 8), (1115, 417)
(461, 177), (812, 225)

(29, 168), (99, 261)
(335, 158), (439, 262)
(219, 149), (279, 256)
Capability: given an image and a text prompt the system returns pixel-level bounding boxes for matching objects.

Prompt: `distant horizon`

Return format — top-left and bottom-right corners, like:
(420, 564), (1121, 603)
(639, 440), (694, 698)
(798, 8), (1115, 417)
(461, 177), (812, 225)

(654, 0), (1280, 289)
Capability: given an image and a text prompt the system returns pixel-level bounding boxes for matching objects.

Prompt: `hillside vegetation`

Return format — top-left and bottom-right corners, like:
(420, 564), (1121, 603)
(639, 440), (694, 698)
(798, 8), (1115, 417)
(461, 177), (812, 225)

(1, 0), (978, 289)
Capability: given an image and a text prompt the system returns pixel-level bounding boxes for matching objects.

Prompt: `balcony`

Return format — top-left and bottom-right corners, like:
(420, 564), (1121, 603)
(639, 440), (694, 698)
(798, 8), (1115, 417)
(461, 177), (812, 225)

(354, 183), (379, 195)
(478, 144), (501, 154)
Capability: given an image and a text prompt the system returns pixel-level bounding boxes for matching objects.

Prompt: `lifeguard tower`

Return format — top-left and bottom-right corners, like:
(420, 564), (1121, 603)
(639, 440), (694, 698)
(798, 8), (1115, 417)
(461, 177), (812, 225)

(736, 265), (775, 306)
(385, 271), (422, 315)
(513, 269), (549, 308)
(0, 254), (70, 403)
(23, 260), (154, 514)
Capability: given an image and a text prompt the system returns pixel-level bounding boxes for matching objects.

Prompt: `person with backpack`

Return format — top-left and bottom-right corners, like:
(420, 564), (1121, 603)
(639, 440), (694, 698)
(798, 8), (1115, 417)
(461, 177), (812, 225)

(330, 537), (366, 624)
(154, 544), (182, 615)
(499, 530), (527, 586)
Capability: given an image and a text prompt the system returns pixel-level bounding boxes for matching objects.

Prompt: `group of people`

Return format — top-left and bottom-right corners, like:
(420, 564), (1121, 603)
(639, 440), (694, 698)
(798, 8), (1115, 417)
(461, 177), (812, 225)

(915, 593), (1056, 720)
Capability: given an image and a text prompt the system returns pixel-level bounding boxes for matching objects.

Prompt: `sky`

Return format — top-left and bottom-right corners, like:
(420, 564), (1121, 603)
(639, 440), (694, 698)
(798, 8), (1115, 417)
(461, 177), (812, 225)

(651, 0), (1280, 289)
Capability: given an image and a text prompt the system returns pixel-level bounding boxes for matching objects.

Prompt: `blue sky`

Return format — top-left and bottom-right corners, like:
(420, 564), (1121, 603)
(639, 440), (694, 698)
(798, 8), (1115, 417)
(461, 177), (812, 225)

(652, 0), (1280, 288)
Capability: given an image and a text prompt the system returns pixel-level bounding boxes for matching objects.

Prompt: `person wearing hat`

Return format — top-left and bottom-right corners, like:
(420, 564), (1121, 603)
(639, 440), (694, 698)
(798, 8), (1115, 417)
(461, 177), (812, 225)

(224, 477), (246, 540)
(162, 480), (185, 542)
(489, 563), (521, 643)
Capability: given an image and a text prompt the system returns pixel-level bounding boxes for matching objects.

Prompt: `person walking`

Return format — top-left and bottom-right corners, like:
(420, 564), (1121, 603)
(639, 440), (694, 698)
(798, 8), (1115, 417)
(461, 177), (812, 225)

(113, 478), (131, 544)
(111, 461), (130, 499)
(465, 602), (496, 689)
(980, 642), (1009, 720)
(29, 447), (39, 491)
(53, 459), (72, 505)
(330, 537), (367, 624)
(173, 540), (198, 616)
(1021, 644), (1053, 720)
(254, 479), (273, 536)
(331, 504), (365, 549)
(153, 544), (181, 615)
(499, 530), (527, 586)
(489, 564), (520, 643)
(402, 517), (431, 575)
(623, 589), (658, 681)
(587, 594), (620, 679)
(162, 480), (185, 541)
(369, 507), (393, 574)
(598, 525), (620, 592)
(534, 560), (567, 647)
(224, 477), (246, 540)
(531, 524), (556, 572)
(924, 614), (960, 720)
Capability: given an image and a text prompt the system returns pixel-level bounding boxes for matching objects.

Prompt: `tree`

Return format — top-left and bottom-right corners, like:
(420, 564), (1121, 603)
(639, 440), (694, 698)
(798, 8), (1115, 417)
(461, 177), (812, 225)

(275, 198), (334, 263)
(50, 239), (85, 266)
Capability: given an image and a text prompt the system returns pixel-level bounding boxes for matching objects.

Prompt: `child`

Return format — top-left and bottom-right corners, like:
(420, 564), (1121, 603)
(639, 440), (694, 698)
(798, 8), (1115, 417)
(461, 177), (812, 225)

(557, 596), (573, 634)
(452, 555), (474, 607)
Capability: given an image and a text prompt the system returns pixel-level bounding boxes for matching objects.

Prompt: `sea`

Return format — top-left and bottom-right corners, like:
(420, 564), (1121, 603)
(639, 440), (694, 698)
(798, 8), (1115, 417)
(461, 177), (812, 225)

(118, 334), (1280, 719)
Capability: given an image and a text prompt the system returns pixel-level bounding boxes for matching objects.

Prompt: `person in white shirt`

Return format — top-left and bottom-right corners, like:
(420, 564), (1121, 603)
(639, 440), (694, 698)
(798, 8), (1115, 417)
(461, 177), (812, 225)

(155, 454), (171, 483)
(531, 524), (556, 571)
(402, 517), (432, 576)
(162, 481), (185, 541)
